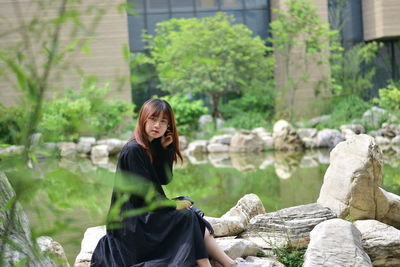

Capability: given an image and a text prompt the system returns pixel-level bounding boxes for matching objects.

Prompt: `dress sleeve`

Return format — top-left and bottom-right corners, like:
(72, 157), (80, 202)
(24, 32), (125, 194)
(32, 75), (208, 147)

(154, 144), (174, 185)
(118, 144), (153, 183)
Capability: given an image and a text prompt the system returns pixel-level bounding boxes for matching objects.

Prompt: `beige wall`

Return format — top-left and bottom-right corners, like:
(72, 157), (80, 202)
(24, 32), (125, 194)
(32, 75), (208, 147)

(270, 0), (331, 118)
(363, 0), (400, 41)
(0, 0), (131, 106)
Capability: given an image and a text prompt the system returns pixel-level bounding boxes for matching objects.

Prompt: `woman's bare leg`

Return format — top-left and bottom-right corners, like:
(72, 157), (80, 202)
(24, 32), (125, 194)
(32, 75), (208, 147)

(204, 229), (236, 267)
(196, 258), (212, 267)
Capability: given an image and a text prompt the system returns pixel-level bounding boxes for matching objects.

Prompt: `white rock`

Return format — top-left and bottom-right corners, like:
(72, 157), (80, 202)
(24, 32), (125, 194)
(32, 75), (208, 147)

(199, 114), (213, 129)
(207, 143), (230, 153)
(340, 124), (365, 134)
(57, 142), (77, 157)
(391, 136), (400, 145)
(245, 256), (285, 267)
(317, 134), (400, 228)
(179, 136), (188, 150)
(297, 128), (318, 148)
(77, 137), (96, 154)
(0, 145), (24, 156)
(362, 106), (387, 128)
(354, 220), (400, 267)
(206, 194), (265, 237)
(303, 218), (372, 267)
(37, 236), (70, 267)
(209, 134), (233, 145)
(74, 226), (106, 267)
(215, 239), (261, 261)
(230, 131), (265, 152)
(272, 120), (303, 150)
(96, 139), (125, 155)
(186, 140), (209, 154)
(91, 145), (109, 160)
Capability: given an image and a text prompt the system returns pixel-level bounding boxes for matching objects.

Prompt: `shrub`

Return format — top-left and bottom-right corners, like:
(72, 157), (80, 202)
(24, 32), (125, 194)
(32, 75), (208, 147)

(160, 94), (208, 136)
(0, 104), (26, 145)
(317, 96), (372, 129)
(374, 80), (400, 111)
(222, 112), (269, 130)
(39, 81), (134, 142)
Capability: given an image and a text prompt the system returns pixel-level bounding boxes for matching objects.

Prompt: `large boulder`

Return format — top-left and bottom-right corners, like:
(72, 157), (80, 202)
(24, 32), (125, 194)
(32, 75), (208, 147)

(303, 218), (372, 267)
(57, 142), (77, 157)
(76, 137), (96, 155)
(0, 172), (60, 266)
(205, 194), (265, 237)
(186, 140), (209, 154)
(209, 134), (233, 145)
(317, 134), (400, 228)
(230, 131), (264, 153)
(272, 120), (303, 150)
(178, 136), (188, 150)
(239, 203), (336, 249)
(354, 220), (400, 267)
(380, 123), (400, 138)
(362, 106), (387, 128)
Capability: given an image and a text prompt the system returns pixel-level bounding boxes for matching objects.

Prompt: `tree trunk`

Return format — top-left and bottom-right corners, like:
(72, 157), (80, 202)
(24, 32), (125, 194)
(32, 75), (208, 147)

(210, 93), (220, 130)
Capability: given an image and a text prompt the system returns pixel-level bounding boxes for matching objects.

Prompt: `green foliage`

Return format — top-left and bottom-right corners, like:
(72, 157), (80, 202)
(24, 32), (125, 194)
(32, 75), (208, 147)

(38, 80), (135, 142)
(142, 12), (272, 120)
(0, 105), (26, 145)
(317, 96), (372, 129)
(330, 42), (380, 98)
(223, 112), (269, 130)
(273, 246), (305, 267)
(159, 94), (208, 136)
(374, 80), (400, 111)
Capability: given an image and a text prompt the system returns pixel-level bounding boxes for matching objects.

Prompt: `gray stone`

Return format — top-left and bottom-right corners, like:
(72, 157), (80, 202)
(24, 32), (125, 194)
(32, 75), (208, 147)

(303, 218), (372, 267)
(90, 145), (109, 160)
(297, 128), (318, 148)
(272, 120), (303, 151)
(362, 106), (387, 128)
(96, 139), (125, 156)
(240, 203), (336, 249)
(57, 142), (77, 157)
(340, 124), (365, 134)
(0, 145), (24, 156)
(206, 194), (265, 237)
(381, 123), (400, 138)
(77, 137), (96, 154)
(391, 136), (400, 145)
(230, 131), (265, 153)
(317, 134), (400, 228)
(0, 172), (54, 266)
(209, 134), (233, 145)
(207, 143), (230, 153)
(316, 129), (344, 148)
(354, 220), (400, 267)
(179, 135), (188, 150)
(199, 114), (213, 129)
(37, 236), (69, 267)
(215, 239), (262, 261)
(186, 140), (209, 154)
(245, 256), (284, 267)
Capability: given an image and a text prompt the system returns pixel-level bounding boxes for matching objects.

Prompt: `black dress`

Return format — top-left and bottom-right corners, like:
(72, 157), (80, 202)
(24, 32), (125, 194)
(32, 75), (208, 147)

(90, 139), (209, 267)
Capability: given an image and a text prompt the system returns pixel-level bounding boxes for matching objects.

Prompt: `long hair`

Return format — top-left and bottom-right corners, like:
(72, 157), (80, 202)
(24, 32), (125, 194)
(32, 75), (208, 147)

(131, 98), (182, 163)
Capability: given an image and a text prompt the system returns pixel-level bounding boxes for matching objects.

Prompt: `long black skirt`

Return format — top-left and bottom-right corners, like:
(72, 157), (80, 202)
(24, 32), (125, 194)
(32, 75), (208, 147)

(90, 208), (208, 267)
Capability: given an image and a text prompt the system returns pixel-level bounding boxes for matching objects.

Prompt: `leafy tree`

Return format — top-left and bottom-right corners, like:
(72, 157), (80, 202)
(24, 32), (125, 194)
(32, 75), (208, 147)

(141, 13), (272, 122)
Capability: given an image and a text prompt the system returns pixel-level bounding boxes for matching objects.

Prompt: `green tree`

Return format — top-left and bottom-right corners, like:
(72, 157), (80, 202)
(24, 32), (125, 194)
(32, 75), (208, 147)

(141, 12), (272, 123)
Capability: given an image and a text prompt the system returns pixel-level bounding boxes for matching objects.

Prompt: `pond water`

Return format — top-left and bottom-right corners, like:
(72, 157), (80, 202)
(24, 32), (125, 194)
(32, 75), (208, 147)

(1, 148), (399, 265)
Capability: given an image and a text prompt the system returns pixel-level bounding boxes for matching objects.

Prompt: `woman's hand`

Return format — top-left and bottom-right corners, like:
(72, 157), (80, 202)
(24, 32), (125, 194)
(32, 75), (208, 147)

(161, 130), (173, 148)
(175, 200), (192, 210)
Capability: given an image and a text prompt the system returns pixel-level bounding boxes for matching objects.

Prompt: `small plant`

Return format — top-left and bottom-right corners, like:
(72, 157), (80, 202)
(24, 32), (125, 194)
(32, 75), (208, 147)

(0, 104), (26, 145)
(374, 80), (400, 111)
(273, 246), (306, 267)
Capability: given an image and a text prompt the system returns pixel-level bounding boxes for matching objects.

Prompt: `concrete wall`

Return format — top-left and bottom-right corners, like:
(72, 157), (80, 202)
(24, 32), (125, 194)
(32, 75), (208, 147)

(0, 0), (131, 106)
(362, 0), (400, 41)
(270, 0), (331, 118)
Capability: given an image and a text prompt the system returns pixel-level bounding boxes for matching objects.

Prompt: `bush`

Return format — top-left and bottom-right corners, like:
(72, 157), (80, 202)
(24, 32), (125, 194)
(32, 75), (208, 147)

(374, 80), (400, 111)
(160, 94), (208, 136)
(39, 81), (135, 142)
(0, 104), (26, 145)
(317, 96), (372, 129)
(222, 112), (269, 130)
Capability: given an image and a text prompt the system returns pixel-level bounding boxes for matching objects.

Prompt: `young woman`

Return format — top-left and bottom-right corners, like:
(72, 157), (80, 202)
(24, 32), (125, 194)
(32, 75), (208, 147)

(90, 98), (237, 267)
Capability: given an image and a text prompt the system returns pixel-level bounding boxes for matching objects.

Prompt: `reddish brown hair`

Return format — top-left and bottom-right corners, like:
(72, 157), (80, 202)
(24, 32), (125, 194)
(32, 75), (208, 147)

(131, 98), (182, 163)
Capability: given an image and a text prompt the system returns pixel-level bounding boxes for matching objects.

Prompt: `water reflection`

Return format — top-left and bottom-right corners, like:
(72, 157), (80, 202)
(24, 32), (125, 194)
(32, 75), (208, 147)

(184, 149), (331, 180)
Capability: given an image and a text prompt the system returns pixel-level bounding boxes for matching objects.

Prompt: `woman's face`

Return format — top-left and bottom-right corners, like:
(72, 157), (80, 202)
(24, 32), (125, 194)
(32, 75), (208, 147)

(145, 112), (169, 142)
